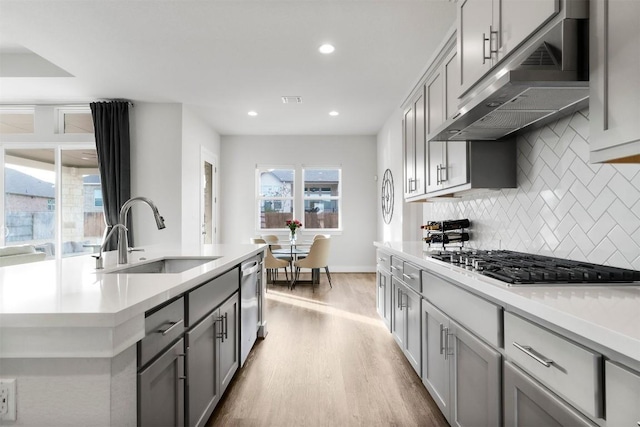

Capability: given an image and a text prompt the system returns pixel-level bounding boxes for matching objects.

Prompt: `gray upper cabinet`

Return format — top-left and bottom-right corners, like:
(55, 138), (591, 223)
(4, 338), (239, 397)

(589, 0), (640, 163)
(403, 88), (426, 199)
(458, 0), (560, 96)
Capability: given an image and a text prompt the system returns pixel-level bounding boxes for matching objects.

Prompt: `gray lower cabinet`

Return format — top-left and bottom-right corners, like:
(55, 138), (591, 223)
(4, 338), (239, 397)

(186, 292), (239, 427)
(139, 338), (185, 427)
(605, 361), (640, 427)
(504, 361), (597, 427)
(422, 299), (501, 426)
(376, 267), (392, 330)
(391, 277), (421, 375)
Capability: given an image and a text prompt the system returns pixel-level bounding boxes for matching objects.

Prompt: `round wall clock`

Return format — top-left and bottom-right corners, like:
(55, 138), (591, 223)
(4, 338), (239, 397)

(381, 168), (394, 224)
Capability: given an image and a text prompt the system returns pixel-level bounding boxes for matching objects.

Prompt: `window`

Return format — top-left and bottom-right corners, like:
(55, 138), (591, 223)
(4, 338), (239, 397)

(0, 107), (35, 134)
(303, 168), (341, 230)
(256, 165), (342, 232)
(56, 107), (94, 134)
(257, 167), (294, 229)
(93, 189), (103, 207)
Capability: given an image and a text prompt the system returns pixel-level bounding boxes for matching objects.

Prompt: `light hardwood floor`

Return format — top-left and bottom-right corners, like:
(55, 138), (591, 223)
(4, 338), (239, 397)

(207, 273), (449, 427)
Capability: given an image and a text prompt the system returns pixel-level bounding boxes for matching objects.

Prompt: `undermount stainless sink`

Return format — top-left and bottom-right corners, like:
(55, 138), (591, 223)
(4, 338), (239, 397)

(106, 257), (220, 274)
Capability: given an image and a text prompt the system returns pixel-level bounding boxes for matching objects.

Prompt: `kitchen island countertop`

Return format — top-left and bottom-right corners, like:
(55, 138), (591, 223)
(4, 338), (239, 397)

(0, 243), (265, 358)
(375, 241), (640, 368)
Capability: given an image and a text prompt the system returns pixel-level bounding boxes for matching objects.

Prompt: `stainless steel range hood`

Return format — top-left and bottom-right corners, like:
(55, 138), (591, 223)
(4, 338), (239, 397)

(430, 19), (589, 142)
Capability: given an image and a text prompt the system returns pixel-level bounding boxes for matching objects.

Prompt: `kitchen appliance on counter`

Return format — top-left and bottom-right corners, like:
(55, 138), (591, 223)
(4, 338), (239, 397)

(427, 250), (640, 286)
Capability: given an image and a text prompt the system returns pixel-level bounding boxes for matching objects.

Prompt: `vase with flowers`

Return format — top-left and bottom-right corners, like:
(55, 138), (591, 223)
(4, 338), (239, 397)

(286, 219), (302, 244)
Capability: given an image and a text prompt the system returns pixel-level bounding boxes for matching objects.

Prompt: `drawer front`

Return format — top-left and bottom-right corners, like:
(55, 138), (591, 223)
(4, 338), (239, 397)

(402, 262), (422, 293)
(504, 312), (602, 418)
(188, 267), (239, 327)
(140, 297), (185, 367)
(422, 269), (501, 347)
(390, 257), (404, 280)
(376, 249), (391, 272)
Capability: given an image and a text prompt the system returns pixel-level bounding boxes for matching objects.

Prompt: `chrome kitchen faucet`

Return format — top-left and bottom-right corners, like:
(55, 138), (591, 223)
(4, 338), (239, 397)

(118, 197), (166, 264)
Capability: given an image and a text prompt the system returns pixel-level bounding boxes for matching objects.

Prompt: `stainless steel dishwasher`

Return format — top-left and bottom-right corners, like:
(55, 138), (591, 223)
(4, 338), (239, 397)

(240, 255), (262, 366)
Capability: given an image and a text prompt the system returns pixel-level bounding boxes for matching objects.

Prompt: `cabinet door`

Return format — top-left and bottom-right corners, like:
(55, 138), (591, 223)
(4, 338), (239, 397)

(414, 88), (426, 196)
(450, 321), (501, 427)
(187, 313), (219, 427)
(503, 361), (597, 427)
(422, 300), (451, 421)
(442, 141), (469, 190)
(391, 278), (405, 349)
(218, 293), (239, 395)
(403, 105), (415, 197)
(139, 338), (185, 427)
(589, 0), (640, 162)
(404, 288), (422, 376)
(427, 141), (445, 193)
(376, 269), (391, 330)
(501, 0), (559, 54)
(444, 49), (460, 121)
(458, 0), (495, 95)
(605, 361), (640, 426)
(427, 70), (444, 135)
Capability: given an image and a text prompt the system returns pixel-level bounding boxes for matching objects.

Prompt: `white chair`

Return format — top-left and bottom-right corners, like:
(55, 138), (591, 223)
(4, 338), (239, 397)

(252, 238), (290, 284)
(292, 237), (332, 291)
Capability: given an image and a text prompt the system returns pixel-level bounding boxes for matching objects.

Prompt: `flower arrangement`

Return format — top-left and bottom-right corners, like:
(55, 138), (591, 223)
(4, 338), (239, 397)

(286, 219), (303, 235)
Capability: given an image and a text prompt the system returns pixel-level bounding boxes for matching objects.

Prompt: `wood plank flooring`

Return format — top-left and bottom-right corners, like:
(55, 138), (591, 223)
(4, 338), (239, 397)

(206, 273), (449, 427)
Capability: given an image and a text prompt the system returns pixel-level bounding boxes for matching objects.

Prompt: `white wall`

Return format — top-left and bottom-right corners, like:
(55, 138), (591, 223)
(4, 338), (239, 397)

(220, 135), (377, 272)
(181, 106), (221, 251)
(376, 108), (424, 244)
(129, 102), (183, 247)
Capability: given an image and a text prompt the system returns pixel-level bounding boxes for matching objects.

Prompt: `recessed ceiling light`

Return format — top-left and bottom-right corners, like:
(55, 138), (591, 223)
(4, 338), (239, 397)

(329, 111), (339, 116)
(248, 111), (258, 116)
(319, 44), (335, 54)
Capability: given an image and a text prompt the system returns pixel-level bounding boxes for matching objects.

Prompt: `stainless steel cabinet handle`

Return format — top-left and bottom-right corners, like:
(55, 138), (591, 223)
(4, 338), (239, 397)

(223, 312), (228, 340)
(443, 327), (451, 360)
(440, 165), (448, 182)
(402, 273), (412, 281)
(482, 32), (489, 64)
(390, 265), (398, 271)
(513, 342), (553, 367)
(436, 165), (441, 184)
(439, 324), (445, 355)
(217, 315), (225, 342)
(157, 319), (183, 336)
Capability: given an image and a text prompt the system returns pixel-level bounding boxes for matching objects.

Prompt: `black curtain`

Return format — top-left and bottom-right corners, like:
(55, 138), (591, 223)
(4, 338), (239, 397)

(90, 101), (132, 251)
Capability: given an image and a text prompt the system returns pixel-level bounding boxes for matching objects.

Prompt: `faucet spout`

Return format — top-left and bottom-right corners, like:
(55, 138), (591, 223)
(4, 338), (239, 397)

(118, 197), (166, 264)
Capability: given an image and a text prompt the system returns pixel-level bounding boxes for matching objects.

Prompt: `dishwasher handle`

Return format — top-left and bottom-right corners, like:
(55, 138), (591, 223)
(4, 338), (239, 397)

(241, 260), (261, 277)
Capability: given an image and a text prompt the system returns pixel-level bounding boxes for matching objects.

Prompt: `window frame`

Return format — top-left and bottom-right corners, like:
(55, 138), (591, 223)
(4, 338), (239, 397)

(55, 106), (94, 134)
(302, 166), (342, 232)
(256, 165), (296, 231)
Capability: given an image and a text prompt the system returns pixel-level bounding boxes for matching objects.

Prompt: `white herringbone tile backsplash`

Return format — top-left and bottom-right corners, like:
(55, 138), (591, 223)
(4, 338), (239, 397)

(423, 109), (640, 270)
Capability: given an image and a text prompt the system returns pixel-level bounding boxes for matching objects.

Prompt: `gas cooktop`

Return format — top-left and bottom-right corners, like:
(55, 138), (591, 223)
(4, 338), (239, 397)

(427, 250), (640, 286)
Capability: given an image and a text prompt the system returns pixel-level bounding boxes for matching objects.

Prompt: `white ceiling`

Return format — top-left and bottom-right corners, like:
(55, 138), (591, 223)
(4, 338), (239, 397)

(0, 0), (456, 136)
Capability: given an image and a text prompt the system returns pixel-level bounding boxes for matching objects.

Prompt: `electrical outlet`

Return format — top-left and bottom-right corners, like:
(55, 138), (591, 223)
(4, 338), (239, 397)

(0, 379), (16, 421)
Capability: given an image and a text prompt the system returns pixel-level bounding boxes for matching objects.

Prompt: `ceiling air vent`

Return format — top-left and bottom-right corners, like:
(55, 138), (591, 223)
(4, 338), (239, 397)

(281, 96), (302, 104)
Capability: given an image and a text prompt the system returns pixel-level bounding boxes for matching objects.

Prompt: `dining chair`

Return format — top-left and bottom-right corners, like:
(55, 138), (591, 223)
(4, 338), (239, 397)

(292, 237), (332, 291)
(252, 238), (290, 284)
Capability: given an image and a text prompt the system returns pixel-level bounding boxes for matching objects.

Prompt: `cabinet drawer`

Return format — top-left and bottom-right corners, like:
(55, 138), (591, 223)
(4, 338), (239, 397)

(390, 257), (403, 280)
(376, 249), (391, 272)
(188, 267), (239, 327)
(504, 312), (602, 418)
(422, 270), (501, 347)
(139, 297), (185, 367)
(402, 262), (421, 293)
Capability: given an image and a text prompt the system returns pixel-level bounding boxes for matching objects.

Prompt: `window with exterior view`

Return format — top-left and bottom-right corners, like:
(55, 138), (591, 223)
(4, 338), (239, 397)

(257, 168), (294, 229)
(303, 168), (341, 230)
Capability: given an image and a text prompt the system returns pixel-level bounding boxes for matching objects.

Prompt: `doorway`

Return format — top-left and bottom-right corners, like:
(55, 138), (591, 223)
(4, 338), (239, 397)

(201, 148), (217, 247)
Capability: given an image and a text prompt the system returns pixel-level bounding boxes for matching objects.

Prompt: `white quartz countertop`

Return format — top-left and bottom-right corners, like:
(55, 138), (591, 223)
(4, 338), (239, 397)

(375, 241), (640, 366)
(0, 244), (265, 358)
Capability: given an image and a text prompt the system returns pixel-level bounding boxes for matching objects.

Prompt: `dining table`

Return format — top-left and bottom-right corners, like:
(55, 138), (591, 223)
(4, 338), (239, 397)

(269, 240), (318, 287)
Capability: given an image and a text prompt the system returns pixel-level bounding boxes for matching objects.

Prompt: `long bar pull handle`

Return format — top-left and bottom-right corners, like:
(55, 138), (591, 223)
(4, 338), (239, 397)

(513, 342), (553, 367)
(440, 164), (448, 183)
(482, 32), (490, 64)
(223, 312), (228, 340)
(439, 324), (445, 355)
(443, 327), (450, 360)
(157, 319), (184, 336)
(488, 25), (499, 56)
(217, 315), (225, 342)
(436, 165), (441, 184)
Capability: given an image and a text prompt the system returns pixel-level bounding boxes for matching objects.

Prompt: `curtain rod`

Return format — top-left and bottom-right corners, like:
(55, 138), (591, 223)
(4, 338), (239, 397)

(96, 99), (134, 107)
